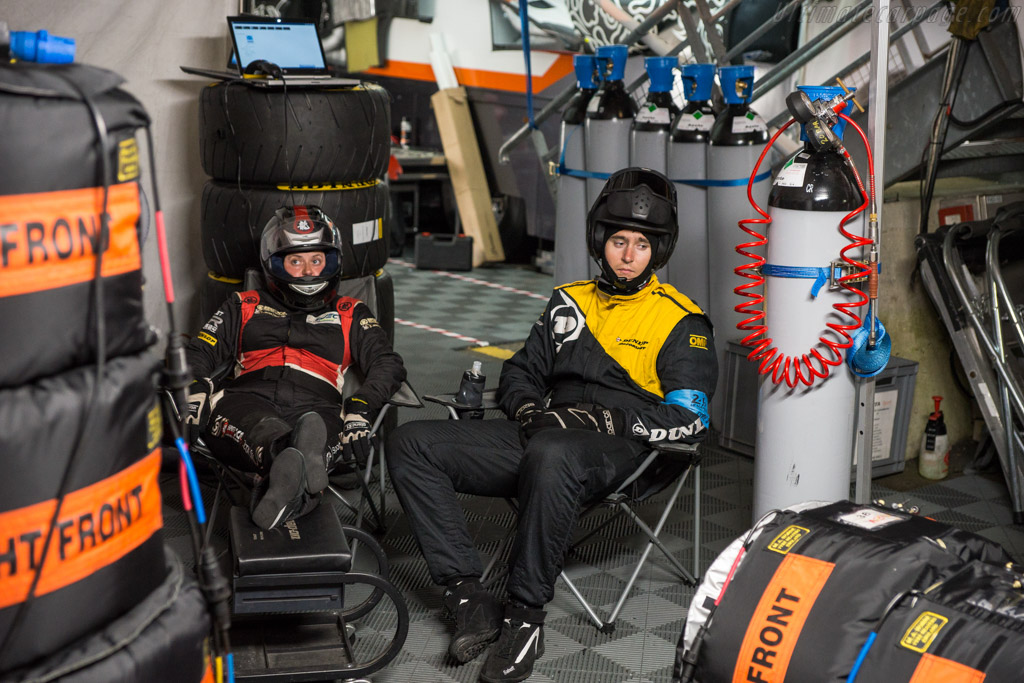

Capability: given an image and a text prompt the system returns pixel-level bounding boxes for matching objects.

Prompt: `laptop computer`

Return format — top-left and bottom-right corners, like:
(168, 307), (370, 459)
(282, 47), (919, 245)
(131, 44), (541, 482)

(180, 15), (358, 88)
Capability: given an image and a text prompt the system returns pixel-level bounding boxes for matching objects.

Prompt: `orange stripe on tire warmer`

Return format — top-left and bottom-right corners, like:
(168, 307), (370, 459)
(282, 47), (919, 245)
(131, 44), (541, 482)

(0, 182), (141, 298)
(0, 449), (163, 609)
(909, 654), (985, 683)
(731, 554), (835, 683)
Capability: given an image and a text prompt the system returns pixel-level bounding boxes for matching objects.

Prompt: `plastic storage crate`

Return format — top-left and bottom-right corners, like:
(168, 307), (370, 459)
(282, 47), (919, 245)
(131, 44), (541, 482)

(718, 340), (918, 479)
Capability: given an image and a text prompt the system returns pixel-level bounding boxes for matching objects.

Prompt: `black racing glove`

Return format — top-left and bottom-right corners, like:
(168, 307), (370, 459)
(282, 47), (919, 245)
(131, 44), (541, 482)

(512, 399), (544, 424)
(184, 378), (214, 442)
(519, 404), (624, 443)
(341, 397), (373, 466)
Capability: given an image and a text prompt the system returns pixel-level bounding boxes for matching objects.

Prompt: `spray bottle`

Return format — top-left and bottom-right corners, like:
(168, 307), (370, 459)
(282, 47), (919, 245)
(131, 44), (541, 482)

(919, 395), (949, 480)
(454, 360), (485, 420)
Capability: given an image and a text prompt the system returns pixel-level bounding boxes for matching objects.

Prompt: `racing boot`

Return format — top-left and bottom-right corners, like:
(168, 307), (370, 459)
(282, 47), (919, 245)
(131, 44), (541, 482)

(442, 579), (502, 663)
(479, 603), (545, 683)
(291, 411), (328, 494)
(251, 447), (309, 530)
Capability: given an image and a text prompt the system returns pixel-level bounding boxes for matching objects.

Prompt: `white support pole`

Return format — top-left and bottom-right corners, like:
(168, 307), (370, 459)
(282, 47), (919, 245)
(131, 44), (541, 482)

(854, 0), (891, 503)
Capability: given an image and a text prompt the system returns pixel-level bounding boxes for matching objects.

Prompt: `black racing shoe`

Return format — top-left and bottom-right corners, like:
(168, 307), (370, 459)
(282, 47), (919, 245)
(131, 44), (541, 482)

(442, 581), (503, 664)
(479, 605), (546, 683)
(292, 412), (328, 494)
(251, 447), (308, 530)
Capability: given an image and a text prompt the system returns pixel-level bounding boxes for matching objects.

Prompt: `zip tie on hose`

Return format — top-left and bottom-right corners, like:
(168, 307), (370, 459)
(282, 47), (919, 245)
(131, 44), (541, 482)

(734, 114), (875, 388)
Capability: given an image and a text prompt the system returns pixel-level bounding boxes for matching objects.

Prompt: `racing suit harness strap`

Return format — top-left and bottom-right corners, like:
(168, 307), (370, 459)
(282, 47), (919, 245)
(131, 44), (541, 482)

(230, 366), (342, 403)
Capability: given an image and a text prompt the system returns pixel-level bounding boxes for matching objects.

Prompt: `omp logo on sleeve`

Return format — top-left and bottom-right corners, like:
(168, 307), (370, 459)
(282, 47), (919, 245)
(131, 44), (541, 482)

(732, 554), (834, 683)
(689, 334), (708, 349)
(766, 525), (809, 555)
(0, 450), (163, 609)
(907, 653), (984, 683)
(0, 182), (141, 298)
(900, 611), (949, 653)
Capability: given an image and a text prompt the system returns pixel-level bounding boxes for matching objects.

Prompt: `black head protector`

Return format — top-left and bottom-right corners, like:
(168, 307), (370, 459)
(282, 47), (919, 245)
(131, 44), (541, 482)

(586, 167), (678, 294)
(259, 205), (343, 312)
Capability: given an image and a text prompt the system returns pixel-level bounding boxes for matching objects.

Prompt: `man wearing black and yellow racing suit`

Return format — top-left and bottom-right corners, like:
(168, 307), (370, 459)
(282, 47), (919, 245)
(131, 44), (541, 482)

(185, 206), (405, 531)
(387, 168), (716, 683)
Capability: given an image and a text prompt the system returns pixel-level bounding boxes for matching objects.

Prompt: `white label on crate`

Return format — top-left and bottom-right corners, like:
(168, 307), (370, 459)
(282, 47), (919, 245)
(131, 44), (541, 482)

(676, 111), (715, 131)
(774, 160), (807, 188)
(732, 112), (767, 134)
(872, 388), (898, 463)
(837, 508), (904, 530)
(852, 387), (898, 468)
(635, 105), (671, 124)
(353, 218), (382, 244)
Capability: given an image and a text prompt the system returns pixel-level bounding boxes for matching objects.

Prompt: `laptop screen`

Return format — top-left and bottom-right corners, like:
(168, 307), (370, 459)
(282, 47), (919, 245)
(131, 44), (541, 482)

(227, 16), (328, 76)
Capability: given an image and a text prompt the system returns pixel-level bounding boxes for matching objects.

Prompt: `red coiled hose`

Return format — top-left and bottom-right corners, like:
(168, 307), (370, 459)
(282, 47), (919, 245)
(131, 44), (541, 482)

(733, 113), (875, 388)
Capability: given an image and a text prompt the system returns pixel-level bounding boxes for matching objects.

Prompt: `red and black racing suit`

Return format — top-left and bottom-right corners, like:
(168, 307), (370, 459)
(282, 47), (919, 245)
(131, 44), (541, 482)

(186, 288), (406, 475)
(387, 275), (716, 607)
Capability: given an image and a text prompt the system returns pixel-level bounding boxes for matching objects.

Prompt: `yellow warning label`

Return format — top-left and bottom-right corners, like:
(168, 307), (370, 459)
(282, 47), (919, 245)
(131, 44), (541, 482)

(767, 525), (809, 555)
(117, 138), (140, 181)
(198, 331), (217, 347)
(146, 401), (162, 451)
(275, 179), (379, 192)
(900, 611), (949, 653)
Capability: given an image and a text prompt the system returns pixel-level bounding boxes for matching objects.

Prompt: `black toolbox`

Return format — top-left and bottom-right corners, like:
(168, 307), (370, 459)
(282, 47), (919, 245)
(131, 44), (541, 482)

(414, 232), (473, 271)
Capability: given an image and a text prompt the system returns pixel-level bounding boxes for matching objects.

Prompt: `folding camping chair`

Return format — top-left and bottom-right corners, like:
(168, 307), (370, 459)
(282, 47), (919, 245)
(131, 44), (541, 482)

(424, 392), (703, 633)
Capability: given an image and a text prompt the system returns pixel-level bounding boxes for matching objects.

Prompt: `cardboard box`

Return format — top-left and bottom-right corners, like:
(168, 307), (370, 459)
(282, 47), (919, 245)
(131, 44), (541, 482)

(430, 87), (505, 267)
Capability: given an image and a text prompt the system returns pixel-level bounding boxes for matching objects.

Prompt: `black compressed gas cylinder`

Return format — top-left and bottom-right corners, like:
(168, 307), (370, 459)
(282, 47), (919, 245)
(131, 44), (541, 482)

(563, 85), (596, 126)
(696, 501), (1011, 683)
(850, 559), (1024, 681)
(769, 143), (864, 212)
(671, 98), (717, 144)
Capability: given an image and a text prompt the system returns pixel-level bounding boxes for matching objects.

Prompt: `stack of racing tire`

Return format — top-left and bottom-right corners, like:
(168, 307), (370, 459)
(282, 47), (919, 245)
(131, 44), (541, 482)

(0, 63), (210, 680)
(197, 79), (394, 336)
(673, 500), (1024, 682)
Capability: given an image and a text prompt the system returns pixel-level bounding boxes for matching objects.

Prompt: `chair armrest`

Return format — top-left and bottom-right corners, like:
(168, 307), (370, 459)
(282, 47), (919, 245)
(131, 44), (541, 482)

(389, 379), (424, 409)
(422, 388), (499, 411)
(654, 442), (700, 455)
(652, 441), (702, 466)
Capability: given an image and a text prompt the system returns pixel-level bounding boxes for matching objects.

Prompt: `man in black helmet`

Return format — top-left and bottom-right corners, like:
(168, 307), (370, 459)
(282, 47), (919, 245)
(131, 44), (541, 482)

(387, 168), (717, 682)
(185, 205), (406, 530)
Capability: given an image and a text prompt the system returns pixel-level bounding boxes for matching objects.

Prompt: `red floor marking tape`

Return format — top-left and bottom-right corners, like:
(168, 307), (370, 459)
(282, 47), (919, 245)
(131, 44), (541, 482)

(394, 318), (490, 347)
(387, 259), (548, 301)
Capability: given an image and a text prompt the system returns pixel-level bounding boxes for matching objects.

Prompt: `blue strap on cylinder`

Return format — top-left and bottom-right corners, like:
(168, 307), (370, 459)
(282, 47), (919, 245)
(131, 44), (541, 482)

(847, 315), (890, 377)
(558, 162), (772, 186)
(761, 263), (840, 298)
(664, 389), (710, 425)
(669, 172), (772, 187)
(519, 0), (536, 129)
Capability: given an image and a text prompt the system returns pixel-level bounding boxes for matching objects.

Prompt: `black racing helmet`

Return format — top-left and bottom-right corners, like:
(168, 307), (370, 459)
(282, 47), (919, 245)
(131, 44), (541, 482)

(259, 205), (343, 312)
(586, 167), (679, 291)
